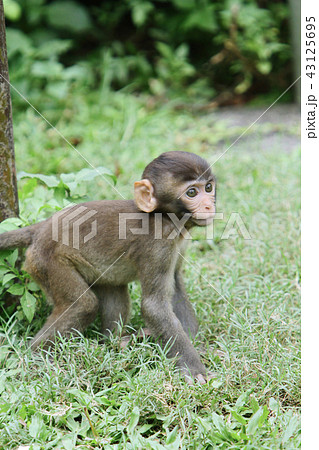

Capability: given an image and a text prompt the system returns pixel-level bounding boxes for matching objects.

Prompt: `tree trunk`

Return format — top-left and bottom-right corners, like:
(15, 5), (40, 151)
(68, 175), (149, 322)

(0, 0), (19, 222)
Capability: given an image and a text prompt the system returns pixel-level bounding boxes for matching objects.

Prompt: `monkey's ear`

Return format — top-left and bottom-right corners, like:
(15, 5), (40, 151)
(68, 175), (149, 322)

(134, 179), (158, 212)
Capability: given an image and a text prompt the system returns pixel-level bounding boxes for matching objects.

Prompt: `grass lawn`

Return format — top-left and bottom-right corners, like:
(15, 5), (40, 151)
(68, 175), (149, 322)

(0, 91), (300, 448)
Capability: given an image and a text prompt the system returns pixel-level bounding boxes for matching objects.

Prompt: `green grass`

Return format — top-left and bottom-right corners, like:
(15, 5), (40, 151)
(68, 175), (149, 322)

(0, 91), (300, 448)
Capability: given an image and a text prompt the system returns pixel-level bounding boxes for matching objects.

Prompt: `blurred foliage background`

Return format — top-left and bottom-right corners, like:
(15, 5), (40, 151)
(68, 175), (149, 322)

(4, 0), (292, 110)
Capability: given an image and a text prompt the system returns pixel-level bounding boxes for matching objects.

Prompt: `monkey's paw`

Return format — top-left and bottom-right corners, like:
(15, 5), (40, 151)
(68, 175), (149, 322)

(185, 371), (217, 385)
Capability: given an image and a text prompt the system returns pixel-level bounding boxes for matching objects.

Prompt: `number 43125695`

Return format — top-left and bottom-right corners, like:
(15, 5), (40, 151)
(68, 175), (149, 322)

(306, 17), (316, 79)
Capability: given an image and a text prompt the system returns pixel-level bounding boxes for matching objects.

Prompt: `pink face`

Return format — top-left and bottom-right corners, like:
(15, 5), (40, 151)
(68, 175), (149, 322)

(180, 179), (216, 226)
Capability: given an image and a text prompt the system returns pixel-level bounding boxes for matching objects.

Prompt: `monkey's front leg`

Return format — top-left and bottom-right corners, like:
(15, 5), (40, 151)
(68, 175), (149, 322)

(140, 281), (208, 383)
(172, 269), (199, 340)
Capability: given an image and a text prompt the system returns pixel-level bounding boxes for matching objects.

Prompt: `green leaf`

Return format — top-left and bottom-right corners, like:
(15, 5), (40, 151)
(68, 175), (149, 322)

(0, 401), (10, 412)
(211, 412), (225, 434)
(250, 396), (259, 413)
(27, 281), (41, 292)
(2, 273), (16, 285)
(47, 81), (70, 99)
(127, 406), (140, 435)
(235, 77), (252, 94)
(139, 423), (153, 434)
(61, 434), (77, 450)
(18, 171), (60, 188)
(38, 203), (62, 215)
(230, 430), (241, 441)
(231, 410), (247, 425)
(29, 414), (47, 439)
(247, 408), (264, 434)
(45, 1), (92, 33)
(7, 284), (25, 295)
(0, 372), (7, 393)
(21, 291), (37, 322)
(5, 29), (33, 58)
(269, 397), (279, 412)
(31, 60), (63, 78)
(0, 217), (23, 232)
(282, 414), (299, 443)
(172, 0), (196, 10)
(3, 0), (22, 21)
(235, 390), (251, 410)
(183, 6), (217, 32)
(19, 178), (38, 199)
(196, 417), (211, 433)
(36, 39), (73, 58)
(54, 185), (69, 205)
(166, 425), (180, 445)
(72, 166), (116, 184)
(67, 388), (92, 406)
(211, 412), (234, 442)
(132, 2), (154, 27)
(257, 61), (272, 75)
(212, 379), (223, 388)
(259, 405), (269, 427)
(5, 249), (18, 267)
(0, 266), (10, 277)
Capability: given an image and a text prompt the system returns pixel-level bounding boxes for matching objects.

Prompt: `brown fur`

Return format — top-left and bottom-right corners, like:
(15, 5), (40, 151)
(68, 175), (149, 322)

(0, 152), (216, 383)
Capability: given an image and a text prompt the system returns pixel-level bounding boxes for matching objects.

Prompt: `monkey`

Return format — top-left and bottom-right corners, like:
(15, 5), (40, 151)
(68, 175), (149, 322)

(0, 151), (216, 384)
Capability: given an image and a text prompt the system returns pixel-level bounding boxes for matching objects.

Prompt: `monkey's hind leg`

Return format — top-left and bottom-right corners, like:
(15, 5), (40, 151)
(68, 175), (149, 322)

(93, 285), (131, 337)
(30, 262), (99, 349)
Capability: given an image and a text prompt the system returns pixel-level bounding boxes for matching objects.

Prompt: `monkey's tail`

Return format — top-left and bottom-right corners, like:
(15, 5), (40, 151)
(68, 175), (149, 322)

(0, 223), (41, 250)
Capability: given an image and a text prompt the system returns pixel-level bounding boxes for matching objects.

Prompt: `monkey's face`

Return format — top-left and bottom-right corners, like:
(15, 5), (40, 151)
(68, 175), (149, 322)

(134, 176), (216, 227)
(134, 151), (216, 228)
(179, 179), (216, 227)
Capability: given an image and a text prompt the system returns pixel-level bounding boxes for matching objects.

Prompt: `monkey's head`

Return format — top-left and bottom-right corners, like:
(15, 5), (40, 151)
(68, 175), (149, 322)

(134, 151), (216, 227)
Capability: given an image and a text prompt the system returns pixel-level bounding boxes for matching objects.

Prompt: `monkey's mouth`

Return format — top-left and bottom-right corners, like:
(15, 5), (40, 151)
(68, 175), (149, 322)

(191, 213), (215, 226)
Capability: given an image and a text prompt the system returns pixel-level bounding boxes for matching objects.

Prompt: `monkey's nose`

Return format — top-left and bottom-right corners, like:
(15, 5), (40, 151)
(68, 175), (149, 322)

(203, 203), (215, 213)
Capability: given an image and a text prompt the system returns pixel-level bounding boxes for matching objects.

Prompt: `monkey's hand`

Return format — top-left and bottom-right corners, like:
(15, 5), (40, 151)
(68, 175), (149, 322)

(185, 371), (217, 385)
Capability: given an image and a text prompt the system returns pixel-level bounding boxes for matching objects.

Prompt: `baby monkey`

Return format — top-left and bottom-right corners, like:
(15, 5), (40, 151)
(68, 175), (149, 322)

(0, 151), (216, 384)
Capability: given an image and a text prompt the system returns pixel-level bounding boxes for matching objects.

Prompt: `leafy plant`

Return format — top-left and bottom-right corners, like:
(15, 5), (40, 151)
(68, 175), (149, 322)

(4, 0), (292, 104)
(150, 42), (196, 96)
(213, 0), (290, 94)
(6, 27), (92, 110)
(195, 394), (300, 446)
(0, 166), (115, 322)
(0, 219), (40, 323)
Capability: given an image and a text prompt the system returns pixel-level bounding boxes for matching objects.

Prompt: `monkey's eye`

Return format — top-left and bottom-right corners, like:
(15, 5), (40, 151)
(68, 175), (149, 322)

(186, 188), (197, 198)
(205, 183), (213, 192)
